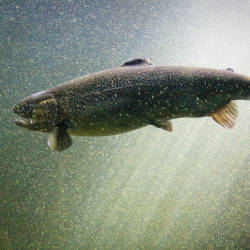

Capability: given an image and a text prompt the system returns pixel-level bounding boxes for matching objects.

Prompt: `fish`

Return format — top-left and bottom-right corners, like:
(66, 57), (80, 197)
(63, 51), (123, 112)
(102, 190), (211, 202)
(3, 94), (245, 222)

(13, 58), (250, 151)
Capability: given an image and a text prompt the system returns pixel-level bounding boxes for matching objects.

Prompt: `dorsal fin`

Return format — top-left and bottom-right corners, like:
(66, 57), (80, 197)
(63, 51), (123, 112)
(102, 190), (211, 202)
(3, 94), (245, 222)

(210, 102), (238, 128)
(226, 68), (234, 72)
(121, 58), (152, 67)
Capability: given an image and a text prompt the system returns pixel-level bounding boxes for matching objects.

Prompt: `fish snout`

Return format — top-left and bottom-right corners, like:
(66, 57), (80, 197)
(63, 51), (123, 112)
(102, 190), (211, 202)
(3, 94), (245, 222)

(13, 102), (33, 118)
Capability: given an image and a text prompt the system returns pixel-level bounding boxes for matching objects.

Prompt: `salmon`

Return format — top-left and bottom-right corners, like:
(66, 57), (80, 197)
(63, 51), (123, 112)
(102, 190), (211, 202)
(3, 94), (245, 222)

(13, 58), (250, 151)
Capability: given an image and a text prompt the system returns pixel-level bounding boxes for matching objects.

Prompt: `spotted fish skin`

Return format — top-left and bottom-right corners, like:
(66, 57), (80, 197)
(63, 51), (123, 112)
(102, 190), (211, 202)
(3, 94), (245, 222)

(13, 58), (250, 151)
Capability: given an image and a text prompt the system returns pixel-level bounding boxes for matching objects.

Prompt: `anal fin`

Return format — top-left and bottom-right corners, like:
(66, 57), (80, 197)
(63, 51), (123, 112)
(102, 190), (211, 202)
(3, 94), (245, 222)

(210, 102), (238, 128)
(150, 118), (173, 132)
(48, 126), (72, 151)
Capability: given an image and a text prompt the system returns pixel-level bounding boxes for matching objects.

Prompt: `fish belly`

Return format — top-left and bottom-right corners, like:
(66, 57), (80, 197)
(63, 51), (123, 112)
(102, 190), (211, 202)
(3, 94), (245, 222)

(67, 116), (147, 136)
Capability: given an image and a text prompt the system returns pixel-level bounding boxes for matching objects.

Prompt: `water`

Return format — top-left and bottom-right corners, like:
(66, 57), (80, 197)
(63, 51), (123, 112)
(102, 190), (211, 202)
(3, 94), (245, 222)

(1, 0), (249, 249)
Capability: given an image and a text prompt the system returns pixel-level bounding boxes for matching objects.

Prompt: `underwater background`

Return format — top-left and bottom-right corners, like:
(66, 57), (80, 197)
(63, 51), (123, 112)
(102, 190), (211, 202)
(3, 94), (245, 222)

(1, 0), (249, 249)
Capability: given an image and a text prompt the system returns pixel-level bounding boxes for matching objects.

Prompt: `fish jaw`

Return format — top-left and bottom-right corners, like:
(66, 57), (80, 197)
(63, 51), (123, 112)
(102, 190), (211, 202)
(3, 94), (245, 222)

(14, 118), (54, 132)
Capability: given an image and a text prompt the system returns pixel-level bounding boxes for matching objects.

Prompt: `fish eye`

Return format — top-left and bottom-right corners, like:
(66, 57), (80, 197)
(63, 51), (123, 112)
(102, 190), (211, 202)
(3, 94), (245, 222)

(13, 102), (33, 118)
(21, 103), (33, 113)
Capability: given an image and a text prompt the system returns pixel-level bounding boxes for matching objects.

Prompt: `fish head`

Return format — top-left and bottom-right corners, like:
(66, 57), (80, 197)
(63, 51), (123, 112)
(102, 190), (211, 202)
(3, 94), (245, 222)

(13, 91), (59, 132)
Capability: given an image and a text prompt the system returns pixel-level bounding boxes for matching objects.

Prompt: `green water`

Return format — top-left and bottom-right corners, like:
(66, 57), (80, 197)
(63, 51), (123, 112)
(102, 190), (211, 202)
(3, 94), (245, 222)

(1, 0), (249, 249)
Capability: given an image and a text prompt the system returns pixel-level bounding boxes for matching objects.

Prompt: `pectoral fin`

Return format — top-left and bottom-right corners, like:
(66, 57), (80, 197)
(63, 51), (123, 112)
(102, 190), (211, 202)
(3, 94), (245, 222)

(210, 102), (238, 128)
(48, 127), (72, 151)
(150, 119), (173, 132)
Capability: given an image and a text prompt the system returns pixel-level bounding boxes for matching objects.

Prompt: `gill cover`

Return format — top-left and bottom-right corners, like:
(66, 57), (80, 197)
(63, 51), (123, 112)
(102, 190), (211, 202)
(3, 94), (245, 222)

(32, 95), (58, 124)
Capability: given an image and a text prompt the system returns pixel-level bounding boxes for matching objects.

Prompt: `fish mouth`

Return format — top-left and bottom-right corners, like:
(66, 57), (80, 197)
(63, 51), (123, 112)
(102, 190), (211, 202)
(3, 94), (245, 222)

(14, 116), (54, 132)
(14, 118), (54, 132)
(14, 118), (34, 128)
(13, 103), (34, 129)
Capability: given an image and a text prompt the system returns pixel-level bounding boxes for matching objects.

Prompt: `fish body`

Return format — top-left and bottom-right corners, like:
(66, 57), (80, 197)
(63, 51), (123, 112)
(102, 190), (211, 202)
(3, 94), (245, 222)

(13, 58), (250, 151)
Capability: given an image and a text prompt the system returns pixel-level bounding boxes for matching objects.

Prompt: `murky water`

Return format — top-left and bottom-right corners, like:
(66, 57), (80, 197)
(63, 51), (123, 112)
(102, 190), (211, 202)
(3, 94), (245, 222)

(1, 0), (249, 249)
